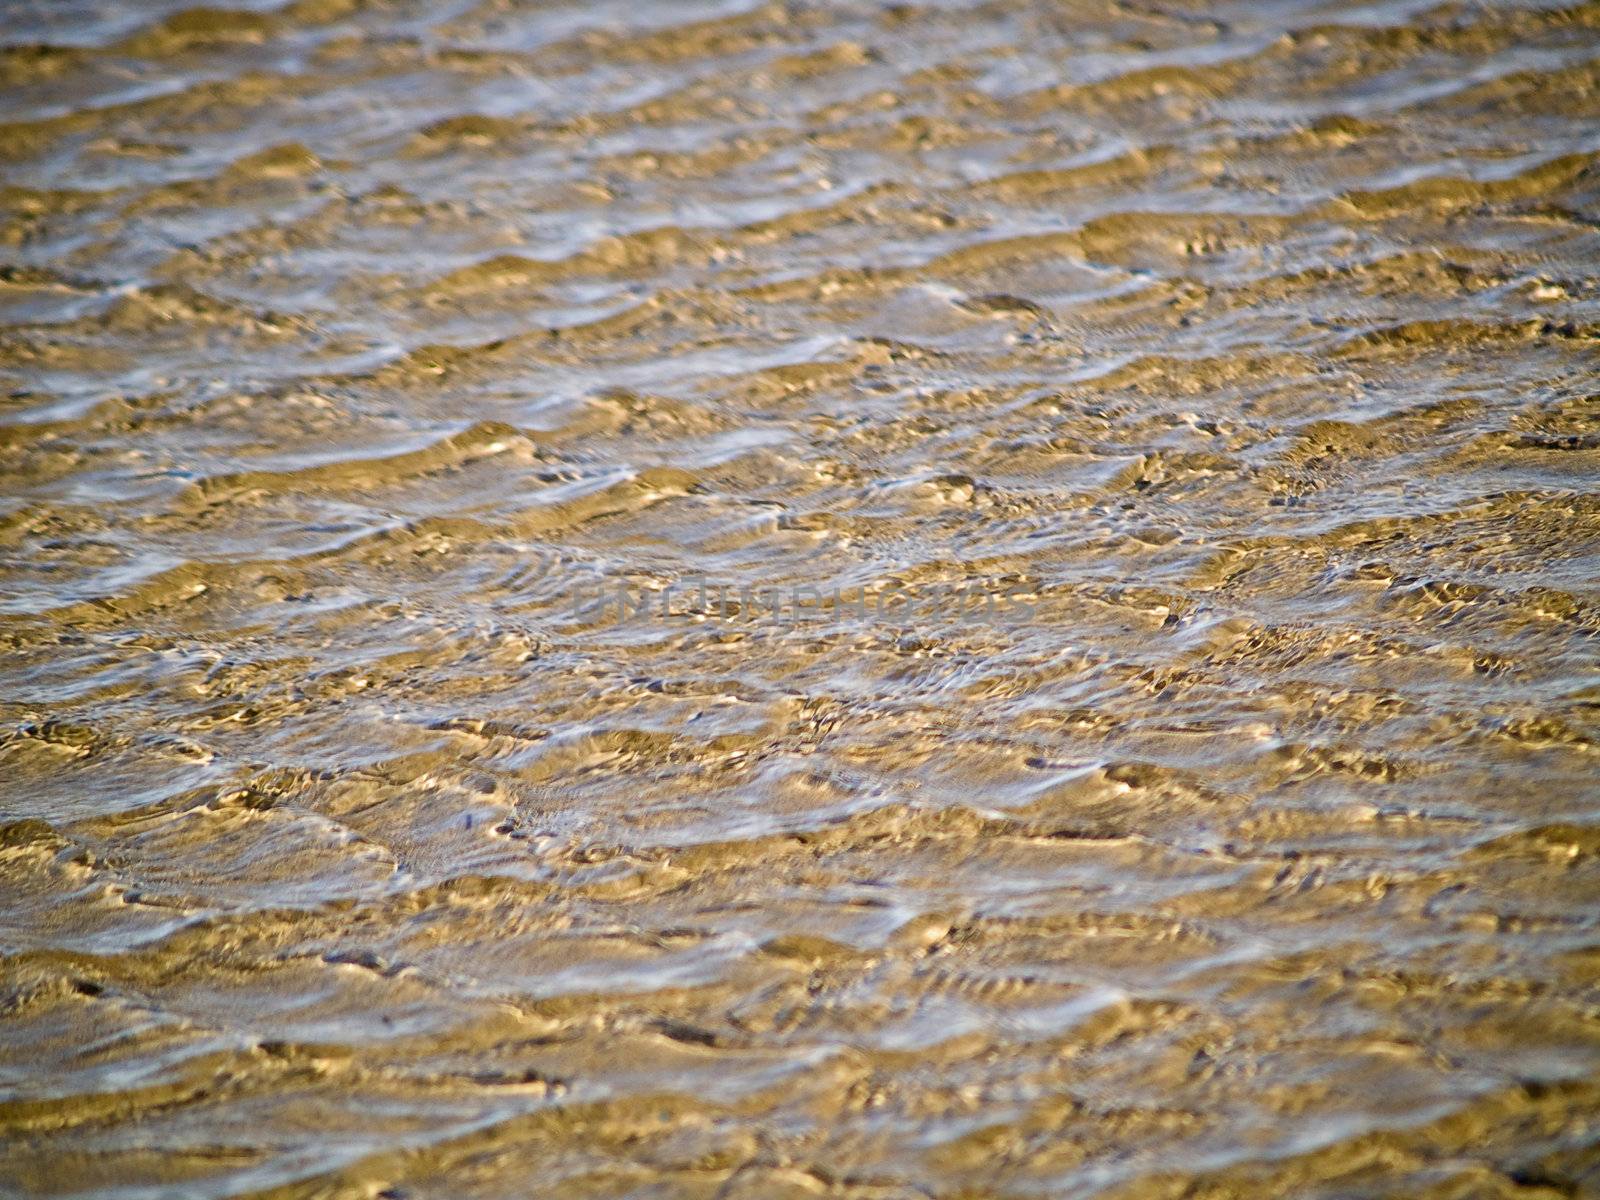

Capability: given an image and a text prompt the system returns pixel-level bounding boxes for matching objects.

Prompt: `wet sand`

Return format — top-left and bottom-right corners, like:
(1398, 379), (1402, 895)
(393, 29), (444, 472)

(2, 1), (1600, 1196)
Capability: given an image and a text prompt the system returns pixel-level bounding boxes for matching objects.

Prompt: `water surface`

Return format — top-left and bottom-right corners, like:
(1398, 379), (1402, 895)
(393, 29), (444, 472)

(2, 1), (1600, 1196)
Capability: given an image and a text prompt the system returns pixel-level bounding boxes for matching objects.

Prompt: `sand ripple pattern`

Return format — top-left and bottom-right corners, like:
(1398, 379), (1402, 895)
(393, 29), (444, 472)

(3, 0), (1600, 1196)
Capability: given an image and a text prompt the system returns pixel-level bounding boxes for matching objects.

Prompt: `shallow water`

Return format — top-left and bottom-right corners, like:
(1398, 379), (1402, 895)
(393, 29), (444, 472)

(2, 0), (1599, 1196)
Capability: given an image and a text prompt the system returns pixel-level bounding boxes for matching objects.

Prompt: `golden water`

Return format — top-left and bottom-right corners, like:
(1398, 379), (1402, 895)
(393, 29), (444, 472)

(3, 1), (1600, 1196)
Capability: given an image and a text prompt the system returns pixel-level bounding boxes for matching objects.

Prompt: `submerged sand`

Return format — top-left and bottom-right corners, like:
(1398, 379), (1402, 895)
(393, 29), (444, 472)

(2, 0), (1599, 1196)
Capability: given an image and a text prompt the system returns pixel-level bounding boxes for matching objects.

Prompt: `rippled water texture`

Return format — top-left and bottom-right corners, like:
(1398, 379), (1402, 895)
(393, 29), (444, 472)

(3, 0), (1600, 1195)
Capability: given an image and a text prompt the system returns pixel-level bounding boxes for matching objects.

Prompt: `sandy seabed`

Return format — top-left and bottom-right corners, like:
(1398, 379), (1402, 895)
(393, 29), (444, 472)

(2, 1), (1599, 1196)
